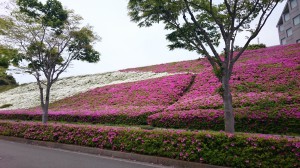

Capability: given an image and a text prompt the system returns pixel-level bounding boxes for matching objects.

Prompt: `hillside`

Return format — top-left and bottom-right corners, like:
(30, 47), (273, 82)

(0, 44), (299, 134)
(0, 71), (171, 110)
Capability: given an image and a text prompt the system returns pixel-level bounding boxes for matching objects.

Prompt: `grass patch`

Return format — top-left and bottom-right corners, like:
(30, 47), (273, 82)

(0, 85), (18, 93)
(234, 82), (265, 92)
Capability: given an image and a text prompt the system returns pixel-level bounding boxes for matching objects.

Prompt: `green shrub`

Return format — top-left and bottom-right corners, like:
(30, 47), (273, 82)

(148, 104), (300, 135)
(0, 85), (18, 93)
(0, 104), (12, 109)
(0, 112), (155, 125)
(233, 44), (267, 52)
(246, 44), (266, 50)
(0, 120), (299, 168)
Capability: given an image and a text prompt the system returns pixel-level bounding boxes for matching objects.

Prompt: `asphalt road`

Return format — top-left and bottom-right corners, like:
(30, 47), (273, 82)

(0, 140), (168, 168)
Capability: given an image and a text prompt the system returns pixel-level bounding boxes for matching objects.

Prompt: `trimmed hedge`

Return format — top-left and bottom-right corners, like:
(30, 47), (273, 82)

(0, 120), (299, 167)
(0, 112), (155, 125)
(148, 105), (300, 135)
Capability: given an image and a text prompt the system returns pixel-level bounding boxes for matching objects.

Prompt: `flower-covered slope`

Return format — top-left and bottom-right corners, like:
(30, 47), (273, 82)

(0, 74), (194, 125)
(167, 45), (300, 110)
(0, 71), (171, 110)
(0, 44), (299, 134)
(145, 44), (300, 133)
(50, 74), (193, 109)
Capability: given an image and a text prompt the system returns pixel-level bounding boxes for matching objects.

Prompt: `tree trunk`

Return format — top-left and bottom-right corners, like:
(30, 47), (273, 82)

(222, 74), (235, 133)
(42, 84), (51, 124)
(42, 106), (48, 124)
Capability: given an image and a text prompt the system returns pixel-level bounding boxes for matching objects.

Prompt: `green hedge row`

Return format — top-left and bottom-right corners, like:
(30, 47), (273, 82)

(0, 112), (152, 125)
(148, 105), (300, 135)
(149, 114), (300, 135)
(0, 120), (299, 167)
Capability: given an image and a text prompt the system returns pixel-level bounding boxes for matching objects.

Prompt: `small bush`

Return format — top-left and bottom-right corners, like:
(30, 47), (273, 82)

(0, 85), (18, 93)
(246, 44), (266, 50)
(0, 104), (12, 109)
(0, 120), (299, 168)
(233, 43), (267, 52)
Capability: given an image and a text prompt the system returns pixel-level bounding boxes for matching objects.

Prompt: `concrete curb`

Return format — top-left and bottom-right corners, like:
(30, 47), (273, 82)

(0, 135), (226, 168)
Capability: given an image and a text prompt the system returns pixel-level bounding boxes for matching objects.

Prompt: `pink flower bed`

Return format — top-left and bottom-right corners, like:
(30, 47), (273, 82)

(167, 44), (300, 111)
(0, 74), (194, 125)
(50, 74), (194, 109)
(168, 91), (295, 111)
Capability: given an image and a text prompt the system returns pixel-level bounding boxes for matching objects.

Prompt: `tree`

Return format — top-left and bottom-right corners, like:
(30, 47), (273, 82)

(0, 45), (19, 86)
(0, 0), (100, 123)
(128, 0), (282, 133)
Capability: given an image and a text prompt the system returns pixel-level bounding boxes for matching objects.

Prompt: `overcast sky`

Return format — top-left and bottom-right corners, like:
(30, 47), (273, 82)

(4, 0), (286, 83)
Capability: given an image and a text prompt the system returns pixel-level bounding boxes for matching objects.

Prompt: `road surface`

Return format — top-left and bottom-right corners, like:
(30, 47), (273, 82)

(0, 140), (168, 168)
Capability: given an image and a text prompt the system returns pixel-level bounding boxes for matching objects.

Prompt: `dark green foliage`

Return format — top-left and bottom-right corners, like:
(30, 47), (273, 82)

(0, 112), (155, 125)
(149, 115), (300, 135)
(234, 43), (267, 52)
(246, 44), (267, 50)
(0, 45), (19, 86)
(69, 27), (100, 63)
(0, 104), (12, 109)
(17, 0), (68, 34)
(149, 102), (300, 135)
(0, 120), (299, 168)
(0, 75), (17, 86)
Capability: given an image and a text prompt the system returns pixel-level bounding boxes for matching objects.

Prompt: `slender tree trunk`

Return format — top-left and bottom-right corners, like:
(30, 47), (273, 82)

(222, 73), (235, 133)
(42, 84), (51, 124)
(38, 85), (46, 124)
(42, 106), (48, 124)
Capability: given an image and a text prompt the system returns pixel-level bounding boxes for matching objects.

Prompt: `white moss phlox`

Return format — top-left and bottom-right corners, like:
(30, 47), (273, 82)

(0, 71), (172, 110)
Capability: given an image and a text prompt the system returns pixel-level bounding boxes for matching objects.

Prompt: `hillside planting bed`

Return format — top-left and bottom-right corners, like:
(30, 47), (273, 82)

(147, 45), (300, 134)
(0, 74), (194, 125)
(0, 71), (172, 110)
(0, 120), (299, 168)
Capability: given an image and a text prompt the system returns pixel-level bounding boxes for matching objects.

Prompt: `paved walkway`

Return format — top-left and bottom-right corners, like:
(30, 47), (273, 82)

(0, 140), (167, 168)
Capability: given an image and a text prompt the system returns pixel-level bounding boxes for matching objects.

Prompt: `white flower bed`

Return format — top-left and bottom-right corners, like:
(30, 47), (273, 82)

(0, 71), (172, 110)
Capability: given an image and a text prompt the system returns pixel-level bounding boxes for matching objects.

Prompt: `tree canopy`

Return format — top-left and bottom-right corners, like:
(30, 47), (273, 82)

(0, 45), (19, 85)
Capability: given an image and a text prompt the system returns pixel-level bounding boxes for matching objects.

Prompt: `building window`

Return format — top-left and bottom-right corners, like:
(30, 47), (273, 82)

(284, 13), (290, 21)
(281, 38), (286, 45)
(279, 24), (284, 31)
(291, 0), (297, 9)
(287, 28), (292, 37)
(293, 15), (300, 25)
